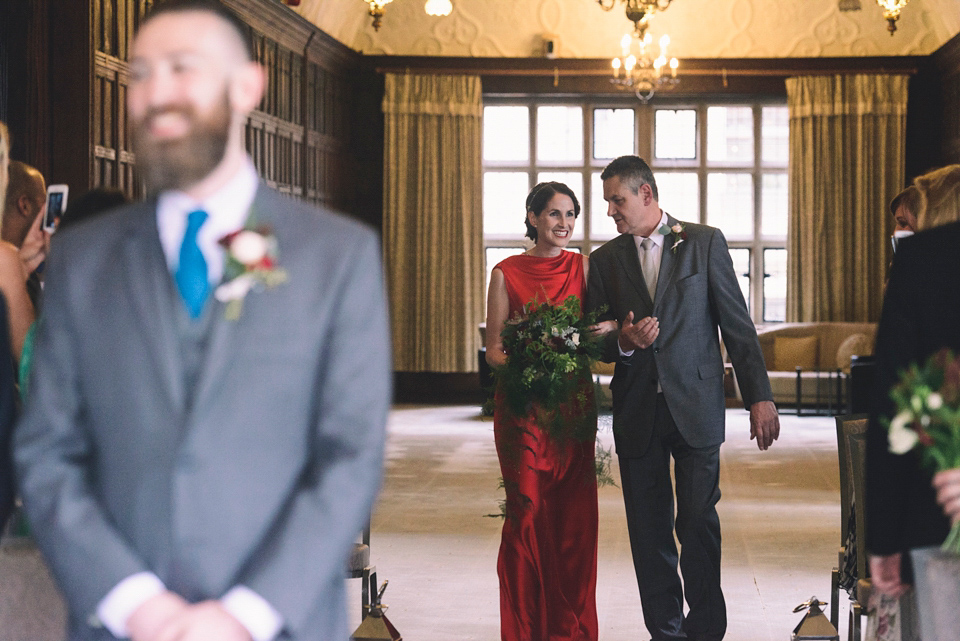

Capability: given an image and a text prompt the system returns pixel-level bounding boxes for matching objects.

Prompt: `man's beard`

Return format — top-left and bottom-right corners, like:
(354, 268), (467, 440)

(132, 92), (232, 194)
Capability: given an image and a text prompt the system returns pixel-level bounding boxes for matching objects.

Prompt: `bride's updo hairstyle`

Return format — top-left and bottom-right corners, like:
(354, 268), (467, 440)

(523, 181), (581, 242)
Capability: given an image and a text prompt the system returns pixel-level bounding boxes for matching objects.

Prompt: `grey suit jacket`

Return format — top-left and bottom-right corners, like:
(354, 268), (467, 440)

(586, 214), (771, 456)
(13, 186), (390, 640)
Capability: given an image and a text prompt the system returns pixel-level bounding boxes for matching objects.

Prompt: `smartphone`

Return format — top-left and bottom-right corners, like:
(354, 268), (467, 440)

(44, 184), (68, 232)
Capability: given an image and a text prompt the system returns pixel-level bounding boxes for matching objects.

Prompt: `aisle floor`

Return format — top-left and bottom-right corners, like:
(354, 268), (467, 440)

(348, 405), (850, 640)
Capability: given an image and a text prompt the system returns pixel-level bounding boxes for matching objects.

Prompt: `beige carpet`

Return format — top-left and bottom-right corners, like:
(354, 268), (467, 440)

(349, 405), (850, 640)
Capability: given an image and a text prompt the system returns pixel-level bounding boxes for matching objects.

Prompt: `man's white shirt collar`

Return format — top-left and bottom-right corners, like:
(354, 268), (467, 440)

(156, 157), (259, 284)
(633, 210), (669, 253)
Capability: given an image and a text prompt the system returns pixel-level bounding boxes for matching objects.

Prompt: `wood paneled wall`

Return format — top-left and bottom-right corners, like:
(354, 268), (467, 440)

(3, 0), (383, 229)
(933, 32), (960, 170)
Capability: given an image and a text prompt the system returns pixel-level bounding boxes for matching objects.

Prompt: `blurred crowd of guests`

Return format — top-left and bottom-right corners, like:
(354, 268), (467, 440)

(0, 120), (128, 531)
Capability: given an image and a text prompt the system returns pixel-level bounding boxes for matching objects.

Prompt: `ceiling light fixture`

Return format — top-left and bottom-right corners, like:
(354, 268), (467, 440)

(596, 0), (674, 39)
(876, 0), (909, 34)
(611, 32), (679, 103)
(425, 0), (453, 17)
(363, 0), (393, 31)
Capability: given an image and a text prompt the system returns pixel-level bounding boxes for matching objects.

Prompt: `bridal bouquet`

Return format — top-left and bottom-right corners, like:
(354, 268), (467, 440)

(887, 348), (960, 553)
(494, 295), (605, 440)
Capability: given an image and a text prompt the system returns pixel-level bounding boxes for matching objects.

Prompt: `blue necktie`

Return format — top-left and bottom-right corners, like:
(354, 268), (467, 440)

(176, 209), (210, 319)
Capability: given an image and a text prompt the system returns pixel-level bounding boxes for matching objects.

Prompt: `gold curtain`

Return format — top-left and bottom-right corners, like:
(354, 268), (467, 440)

(382, 74), (484, 373)
(785, 74), (908, 322)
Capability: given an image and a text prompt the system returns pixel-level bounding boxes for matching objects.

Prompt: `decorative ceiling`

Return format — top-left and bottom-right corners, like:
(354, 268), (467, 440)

(290, 0), (960, 58)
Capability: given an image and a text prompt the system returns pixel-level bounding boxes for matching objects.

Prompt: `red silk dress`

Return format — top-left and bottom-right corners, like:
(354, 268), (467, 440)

(493, 251), (599, 641)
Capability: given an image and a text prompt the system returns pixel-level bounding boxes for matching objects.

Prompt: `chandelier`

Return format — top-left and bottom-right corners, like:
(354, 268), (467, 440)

(611, 32), (678, 103)
(597, 0), (674, 39)
(876, 0), (909, 34)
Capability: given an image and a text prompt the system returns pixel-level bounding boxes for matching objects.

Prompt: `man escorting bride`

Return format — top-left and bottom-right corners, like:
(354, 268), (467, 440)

(586, 155), (779, 641)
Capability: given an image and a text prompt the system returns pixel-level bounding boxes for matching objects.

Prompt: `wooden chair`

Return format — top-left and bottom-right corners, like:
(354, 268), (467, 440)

(833, 414), (868, 636)
(346, 524), (377, 620)
(847, 428), (872, 641)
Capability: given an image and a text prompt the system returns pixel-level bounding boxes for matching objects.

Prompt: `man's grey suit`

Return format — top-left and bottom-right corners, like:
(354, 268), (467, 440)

(586, 214), (772, 640)
(14, 186), (390, 640)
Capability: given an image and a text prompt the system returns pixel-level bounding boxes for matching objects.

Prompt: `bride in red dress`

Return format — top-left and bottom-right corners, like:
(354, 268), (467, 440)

(485, 182), (615, 641)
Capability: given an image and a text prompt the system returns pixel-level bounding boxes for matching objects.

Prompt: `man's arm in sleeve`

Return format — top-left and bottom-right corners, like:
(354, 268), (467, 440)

(706, 228), (772, 406)
(13, 240), (152, 620)
(585, 252), (623, 363)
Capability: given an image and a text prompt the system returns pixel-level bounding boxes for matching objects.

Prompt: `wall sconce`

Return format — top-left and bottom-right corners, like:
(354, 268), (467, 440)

(363, 0), (393, 31)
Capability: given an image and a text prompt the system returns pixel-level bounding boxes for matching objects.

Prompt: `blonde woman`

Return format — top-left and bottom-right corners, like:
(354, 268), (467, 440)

(867, 163), (960, 603)
(0, 121), (18, 532)
(914, 163), (960, 230)
(0, 124), (35, 361)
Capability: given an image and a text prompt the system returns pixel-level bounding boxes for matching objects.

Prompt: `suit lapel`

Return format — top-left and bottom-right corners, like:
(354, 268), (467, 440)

(191, 186), (276, 411)
(120, 204), (186, 411)
(614, 234), (654, 310)
(653, 213), (679, 311)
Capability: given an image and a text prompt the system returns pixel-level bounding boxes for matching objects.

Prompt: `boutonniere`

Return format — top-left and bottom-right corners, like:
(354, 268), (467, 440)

(658, 222), (687, 254)
(215, 226), (288, 321)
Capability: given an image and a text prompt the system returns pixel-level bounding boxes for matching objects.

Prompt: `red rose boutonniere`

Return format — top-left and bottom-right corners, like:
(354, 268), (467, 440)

(215, 226), (288, 320)
(659, 222), (688, 254)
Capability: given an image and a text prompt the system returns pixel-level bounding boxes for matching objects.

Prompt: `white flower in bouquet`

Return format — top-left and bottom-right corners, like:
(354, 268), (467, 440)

(928, 392), (944, 410)
(888, 411), (919, 454)
(571, 332), (580, 346)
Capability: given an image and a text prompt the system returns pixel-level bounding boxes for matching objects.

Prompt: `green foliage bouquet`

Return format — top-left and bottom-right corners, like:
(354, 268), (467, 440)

(887, 348), (960, 553)
(494, 295), (605, 441)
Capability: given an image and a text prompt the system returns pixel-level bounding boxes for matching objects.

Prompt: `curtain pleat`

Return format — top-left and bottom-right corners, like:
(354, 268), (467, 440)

(785, 74), (908, 322)
(383, 74), (483, 372)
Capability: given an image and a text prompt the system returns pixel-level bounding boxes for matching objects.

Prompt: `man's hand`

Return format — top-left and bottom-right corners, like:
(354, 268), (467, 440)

(748, 400), (779, 451)
(152, 601), (252, 641)
(617, 311), (659, 352)
(870, 552), (909, 598)
(127, 591), (189, 641)
(933, 468), (960, 525)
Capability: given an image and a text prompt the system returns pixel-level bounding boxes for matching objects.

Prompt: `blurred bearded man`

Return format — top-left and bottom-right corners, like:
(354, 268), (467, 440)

(14, 2), (390, 640)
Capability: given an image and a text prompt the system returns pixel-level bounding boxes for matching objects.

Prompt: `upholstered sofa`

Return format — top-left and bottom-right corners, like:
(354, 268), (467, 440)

(753, 322), (877, 410)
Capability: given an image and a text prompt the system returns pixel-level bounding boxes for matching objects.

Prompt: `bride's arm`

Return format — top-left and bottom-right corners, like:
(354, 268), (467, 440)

(485, 267), (509, 369)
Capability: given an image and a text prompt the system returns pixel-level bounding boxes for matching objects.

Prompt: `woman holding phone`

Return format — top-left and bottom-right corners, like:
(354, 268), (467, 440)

(0, 129), (36, 362)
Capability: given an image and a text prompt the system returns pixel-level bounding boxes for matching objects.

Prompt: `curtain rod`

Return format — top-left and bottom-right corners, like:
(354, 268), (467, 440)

(374, 65), (920, 78)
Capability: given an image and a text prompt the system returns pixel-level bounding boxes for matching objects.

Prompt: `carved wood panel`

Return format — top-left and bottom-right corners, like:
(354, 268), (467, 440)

(55, 0), (369, 220)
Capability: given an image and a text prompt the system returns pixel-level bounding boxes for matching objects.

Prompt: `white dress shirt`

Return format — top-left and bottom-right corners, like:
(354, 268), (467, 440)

(156, 157), (259, 283)
(619, 210), (669, 360)
(96, 157), (284, 641)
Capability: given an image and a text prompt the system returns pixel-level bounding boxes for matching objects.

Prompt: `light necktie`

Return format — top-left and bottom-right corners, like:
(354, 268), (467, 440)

(640, 237), (658, 300)
(176, 209), (210, 319)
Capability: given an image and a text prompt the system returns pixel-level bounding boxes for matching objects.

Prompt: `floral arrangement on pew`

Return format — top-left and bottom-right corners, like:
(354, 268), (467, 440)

(494, 295), (605, 442)
(887, 347), (960, 553)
